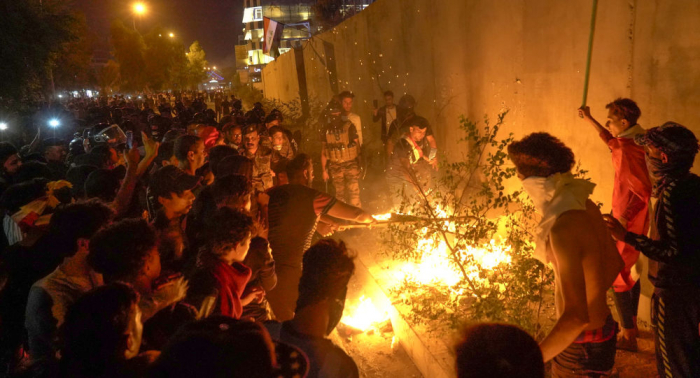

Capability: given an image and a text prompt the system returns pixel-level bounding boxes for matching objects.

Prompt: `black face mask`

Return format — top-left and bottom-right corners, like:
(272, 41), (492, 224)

(326, 286), (347, 335)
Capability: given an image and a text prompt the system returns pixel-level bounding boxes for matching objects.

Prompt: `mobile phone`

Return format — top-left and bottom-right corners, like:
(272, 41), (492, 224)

(373, 99), (378, 109)
(126, 131), (133, 149)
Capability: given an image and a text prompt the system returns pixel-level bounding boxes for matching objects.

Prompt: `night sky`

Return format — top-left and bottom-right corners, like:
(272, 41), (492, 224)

(73, 0), (244, 66)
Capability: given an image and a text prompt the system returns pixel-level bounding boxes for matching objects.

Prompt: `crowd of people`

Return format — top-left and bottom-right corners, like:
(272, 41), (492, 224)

(0, 88), (698, 378)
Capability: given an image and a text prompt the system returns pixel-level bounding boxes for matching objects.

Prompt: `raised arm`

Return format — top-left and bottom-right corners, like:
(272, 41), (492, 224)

(578, 106), (613, 143)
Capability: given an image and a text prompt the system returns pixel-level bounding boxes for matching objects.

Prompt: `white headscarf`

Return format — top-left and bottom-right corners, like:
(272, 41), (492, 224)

(521, 172), (596, 264)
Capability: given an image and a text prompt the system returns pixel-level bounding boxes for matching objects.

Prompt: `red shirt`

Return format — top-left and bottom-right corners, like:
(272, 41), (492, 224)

(600, 127), (652, 291)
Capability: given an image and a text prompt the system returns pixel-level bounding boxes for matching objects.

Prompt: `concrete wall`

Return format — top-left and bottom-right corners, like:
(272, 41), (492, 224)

(263, 0), (700, 203)
(262, 0), (700, 329)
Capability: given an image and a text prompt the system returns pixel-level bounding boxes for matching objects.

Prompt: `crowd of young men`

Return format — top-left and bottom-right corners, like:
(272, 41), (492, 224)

(0, 89), (698, 378)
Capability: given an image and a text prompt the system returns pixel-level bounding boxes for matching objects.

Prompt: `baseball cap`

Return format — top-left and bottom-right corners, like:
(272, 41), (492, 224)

(149, 165), (200, 199)
(634, 122), (700, 156)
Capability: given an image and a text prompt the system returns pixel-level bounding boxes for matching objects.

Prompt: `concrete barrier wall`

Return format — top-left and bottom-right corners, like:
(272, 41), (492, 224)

(262, 0), (700, 206)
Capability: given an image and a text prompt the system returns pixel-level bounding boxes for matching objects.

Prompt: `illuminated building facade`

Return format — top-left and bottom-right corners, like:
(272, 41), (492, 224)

(240, 0), (374, 88)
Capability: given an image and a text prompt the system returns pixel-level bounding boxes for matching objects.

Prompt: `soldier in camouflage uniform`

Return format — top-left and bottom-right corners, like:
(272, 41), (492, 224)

(321, 102), (362, 207)
(241, 124), (273, 192)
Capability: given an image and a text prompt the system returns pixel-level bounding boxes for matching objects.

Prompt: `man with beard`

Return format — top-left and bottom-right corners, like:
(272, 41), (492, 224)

(266, 154), (374, 321)
(241, 124), (273, 192)
(321, 102), (362, 207)
(508, 133), (623, 376)
(604, 123), (700, 378)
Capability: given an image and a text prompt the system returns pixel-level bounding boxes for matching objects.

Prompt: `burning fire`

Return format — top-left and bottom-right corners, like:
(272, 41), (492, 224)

(340, 208), (513, 334)
(372, 213), (392, 221)
(341, 295), (390, 331)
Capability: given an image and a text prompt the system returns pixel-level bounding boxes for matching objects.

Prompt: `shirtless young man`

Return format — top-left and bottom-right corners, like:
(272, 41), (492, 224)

(508, 133), (624, 376)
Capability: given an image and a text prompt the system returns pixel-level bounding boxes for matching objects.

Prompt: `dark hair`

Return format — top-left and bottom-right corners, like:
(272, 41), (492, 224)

(88, 145), (114, 169)
(157, 140), (175, 167)
(267, 125), (284, 137)
(383, 90), (394, 97)
(13, 161), (52, 183)
(217, 155), (253, 180)
(47, 200), (114, 259)
(88, 219), (158, 283)
(507, 133), (575, 178)
(65, 165), (98, 198)
(174, 135), (202, 162)
(208, 145), (237, 177)
(605, 98), (641, 127)
(296, 239), (355, 311)
(455, 323), (544, 378)
(0, 178), (49, 214)
(84, 169), (121, 202)
(286, 153), (312, 179)
(59, 282), (140, 378)
(212, 174), (252, 207)
(199, 208), (255, 267)
(338, 91), (354, 100)
(407, 116), (430, 130)
(0, 142), (18, 164)
(149, 316), (274, 378)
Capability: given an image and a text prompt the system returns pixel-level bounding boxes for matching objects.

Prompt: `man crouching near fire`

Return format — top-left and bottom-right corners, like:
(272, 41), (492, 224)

(508, 132), (623, 376)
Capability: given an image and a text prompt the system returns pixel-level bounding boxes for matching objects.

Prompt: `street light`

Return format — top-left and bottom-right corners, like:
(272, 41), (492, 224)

(213, 66), (217, 70)
(132, 2), (147, 30)
(0, 122), (8, 131)
(48, 119), (60, 128)
(169, 32), (174, 38)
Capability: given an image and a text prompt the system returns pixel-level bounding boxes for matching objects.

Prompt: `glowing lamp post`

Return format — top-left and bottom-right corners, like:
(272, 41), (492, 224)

(132, 2), (147, 31)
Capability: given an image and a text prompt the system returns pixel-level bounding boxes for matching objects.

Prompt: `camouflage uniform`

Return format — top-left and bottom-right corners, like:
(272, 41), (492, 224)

(323, 120), (361, 207)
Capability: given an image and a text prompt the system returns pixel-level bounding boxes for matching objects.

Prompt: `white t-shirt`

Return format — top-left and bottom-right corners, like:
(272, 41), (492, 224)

(386, 107), (397, 129)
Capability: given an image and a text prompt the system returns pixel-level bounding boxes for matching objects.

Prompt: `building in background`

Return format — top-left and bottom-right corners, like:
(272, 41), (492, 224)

(239, 0), (375, 89)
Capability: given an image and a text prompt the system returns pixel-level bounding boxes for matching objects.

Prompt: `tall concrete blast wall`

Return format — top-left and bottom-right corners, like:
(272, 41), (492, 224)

(262, 0), (700, 330)
(263, 0), (700, 207)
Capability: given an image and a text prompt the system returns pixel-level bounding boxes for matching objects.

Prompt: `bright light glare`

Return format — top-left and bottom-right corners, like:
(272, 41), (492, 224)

(0, 122), (7, 131)
(133, 2), (146, 14)
(57, 94), (63, 98)
(213, 66), (217, 69)
(48, 119), (60, 128)
(169, 33), (174, 38)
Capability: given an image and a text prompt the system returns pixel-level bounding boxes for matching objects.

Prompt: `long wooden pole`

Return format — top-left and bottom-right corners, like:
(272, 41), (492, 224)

(581, 0), (599, 108)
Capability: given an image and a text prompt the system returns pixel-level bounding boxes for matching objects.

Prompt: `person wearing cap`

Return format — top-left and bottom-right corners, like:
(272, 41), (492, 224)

(42, 138), (68, 180)
(265, 239), (360, 378)
(148, 165), (199, 269)
(321, 100), (363, 208)
(579, 99), (651, 351)
(386, 115), (435, 209)
(241, 124), (274, 192)
(0, 142), (22, 196)
(604, 122), (700, 378)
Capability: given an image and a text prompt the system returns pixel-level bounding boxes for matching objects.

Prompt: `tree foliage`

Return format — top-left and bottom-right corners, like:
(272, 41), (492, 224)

(110, 19), (147, 92)
(382, 111), (556, 337)
(0, 0), (85, 110)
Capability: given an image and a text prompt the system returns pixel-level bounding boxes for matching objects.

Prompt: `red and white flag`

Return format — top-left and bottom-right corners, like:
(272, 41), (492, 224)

(263, 17), (284, 57)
